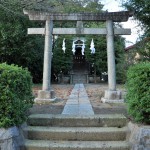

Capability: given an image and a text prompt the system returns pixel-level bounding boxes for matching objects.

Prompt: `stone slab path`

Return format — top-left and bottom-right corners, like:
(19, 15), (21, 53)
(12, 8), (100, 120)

(62, 84), (94, 115)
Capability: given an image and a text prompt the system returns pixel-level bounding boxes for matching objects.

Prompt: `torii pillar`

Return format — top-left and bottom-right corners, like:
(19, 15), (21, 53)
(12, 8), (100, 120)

(101, 20), (124, 103)
(35, 19), (56, 103)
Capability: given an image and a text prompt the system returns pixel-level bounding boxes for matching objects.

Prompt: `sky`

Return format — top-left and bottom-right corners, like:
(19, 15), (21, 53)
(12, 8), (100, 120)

(101, 0), (142, 47)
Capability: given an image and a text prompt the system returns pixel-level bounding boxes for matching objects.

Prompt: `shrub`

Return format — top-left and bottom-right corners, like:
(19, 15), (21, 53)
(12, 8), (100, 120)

(126, 62), (150, 124)
(0, 63), (34, 128)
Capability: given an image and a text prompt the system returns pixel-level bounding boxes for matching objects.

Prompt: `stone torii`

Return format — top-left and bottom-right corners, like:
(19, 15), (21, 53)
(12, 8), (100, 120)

(23, 10), (133, 103)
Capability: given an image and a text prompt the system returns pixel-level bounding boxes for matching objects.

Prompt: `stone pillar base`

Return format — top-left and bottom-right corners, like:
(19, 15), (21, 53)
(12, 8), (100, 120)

(101, 90), (124, 103)
(35, 90), (56, 104)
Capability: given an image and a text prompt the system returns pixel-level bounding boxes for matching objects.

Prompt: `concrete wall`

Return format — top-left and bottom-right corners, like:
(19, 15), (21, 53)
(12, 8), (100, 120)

(0, 124), (27, 150)
(127, 121), (150, 150)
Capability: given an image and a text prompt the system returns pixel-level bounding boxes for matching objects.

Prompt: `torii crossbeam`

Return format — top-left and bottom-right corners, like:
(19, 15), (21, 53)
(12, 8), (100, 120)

(28, 28), (131, 35)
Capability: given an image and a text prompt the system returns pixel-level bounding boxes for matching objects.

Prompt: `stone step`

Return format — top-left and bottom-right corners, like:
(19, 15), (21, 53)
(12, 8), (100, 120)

(72, 81), (87, 84)
(73, 76), (86, 79)
(72, 79), (86, 81)
(21, 140), (130, 150)
(72, 74), (87, 83)
(24, 126), (127, 141)
(72, 79), (87, 83)
(28, 114), (127, 127)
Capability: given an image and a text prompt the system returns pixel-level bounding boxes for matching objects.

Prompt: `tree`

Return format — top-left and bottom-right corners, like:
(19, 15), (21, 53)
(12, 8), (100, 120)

(51, 0), (106, 78)
(52, 35), (73, 75)
(0, 0), (126, 83)
(114, 35), (126, 83)
(122, 0), (150, 37)
(0, 0), (44, 83)
(133, 38), (150, 62)
(122, 0), (150, 63)
(34, 0), (125, 83)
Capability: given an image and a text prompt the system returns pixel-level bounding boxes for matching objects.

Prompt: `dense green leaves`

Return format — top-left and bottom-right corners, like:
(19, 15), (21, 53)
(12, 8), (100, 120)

(126, 62), (150, 124)
(84, 35), (107, 75)
(0, 0), (44, 83)
(20, 0), (103, 13)
(52, 35), (73, 74)
(0, 63), (34, 128)
(115, 35), (126, 83)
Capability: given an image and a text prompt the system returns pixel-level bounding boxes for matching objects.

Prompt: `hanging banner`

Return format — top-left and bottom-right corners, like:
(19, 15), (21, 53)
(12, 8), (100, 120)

(90, 39), (95, 54)
(82, 42), (85, 55)
(62, 38), (66, 53)
(72, 41), (76, 54)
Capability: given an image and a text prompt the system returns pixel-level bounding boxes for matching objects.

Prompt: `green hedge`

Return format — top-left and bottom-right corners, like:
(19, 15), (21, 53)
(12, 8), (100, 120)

(126, 62), (150, 124)
(0, 63), (34, 128)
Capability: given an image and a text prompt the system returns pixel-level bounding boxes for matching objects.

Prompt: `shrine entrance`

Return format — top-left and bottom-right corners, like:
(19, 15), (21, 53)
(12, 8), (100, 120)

(73, 51), (87, 74)
(24, 10), (133, 103)
(71, 39), (89, 83)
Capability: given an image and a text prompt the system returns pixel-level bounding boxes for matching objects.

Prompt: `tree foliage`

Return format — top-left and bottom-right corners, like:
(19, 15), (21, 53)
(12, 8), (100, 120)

(49, 1), (126, 84)
(20, 0), (103, 13)
(122, 0), (150, 37)
(126, 62), (150, 124)
(134, 38), (150, 62)
(122, 0), (150, 65)
(0, 63), (34, 128)
(52, 35), (73, 75)
(0, 0), (44, 83)
(0, 0), (126, 83)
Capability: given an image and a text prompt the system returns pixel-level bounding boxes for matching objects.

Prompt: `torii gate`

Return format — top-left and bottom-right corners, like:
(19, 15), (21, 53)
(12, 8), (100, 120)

(24, 10), (133, 103)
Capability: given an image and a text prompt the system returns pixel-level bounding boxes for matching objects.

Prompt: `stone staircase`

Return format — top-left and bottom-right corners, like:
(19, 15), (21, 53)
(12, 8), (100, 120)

(72, 73), (88, 84)
(21, 114), (130, 150)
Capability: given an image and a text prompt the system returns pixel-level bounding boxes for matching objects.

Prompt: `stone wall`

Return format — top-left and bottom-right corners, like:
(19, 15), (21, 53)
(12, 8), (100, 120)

(88, 76), (101, 83)
(0, 124), (26, 150)
(127, 121), (150, 150)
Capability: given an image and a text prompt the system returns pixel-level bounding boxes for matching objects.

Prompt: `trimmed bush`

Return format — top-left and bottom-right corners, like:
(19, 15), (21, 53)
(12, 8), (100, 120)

(0, 63), (34, 128)
(126, 62), (150, 124)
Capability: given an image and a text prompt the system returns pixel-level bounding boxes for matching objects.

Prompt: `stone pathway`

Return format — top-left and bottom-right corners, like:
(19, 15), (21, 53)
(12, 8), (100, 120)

(62, 84), (94, 115)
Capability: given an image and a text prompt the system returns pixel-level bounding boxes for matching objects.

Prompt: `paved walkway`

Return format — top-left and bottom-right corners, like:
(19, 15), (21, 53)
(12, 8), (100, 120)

(62, 84), (94, 115)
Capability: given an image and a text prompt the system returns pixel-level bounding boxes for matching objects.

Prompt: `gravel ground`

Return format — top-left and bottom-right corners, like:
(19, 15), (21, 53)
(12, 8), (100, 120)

(29, 83), (128, 117)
